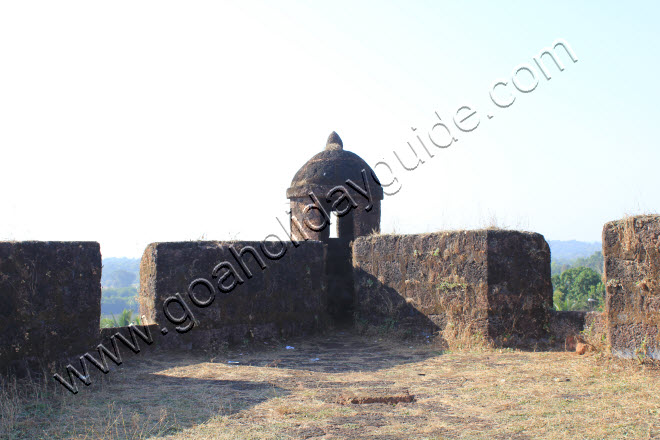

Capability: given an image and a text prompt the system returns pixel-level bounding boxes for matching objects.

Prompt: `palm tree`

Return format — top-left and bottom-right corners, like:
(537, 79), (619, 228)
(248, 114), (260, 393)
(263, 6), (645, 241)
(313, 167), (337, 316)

(554, 297), (578, 311)
(100, 309), (141, 328)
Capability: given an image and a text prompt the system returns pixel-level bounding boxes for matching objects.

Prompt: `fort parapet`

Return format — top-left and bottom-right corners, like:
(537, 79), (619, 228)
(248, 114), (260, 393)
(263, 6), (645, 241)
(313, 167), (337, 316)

(138, 240), (328, 349)
(1, 134), (658, 376)
(352, 230), (552, 346)
(603, 215), (660, 359)
(0, 241), (101, 374)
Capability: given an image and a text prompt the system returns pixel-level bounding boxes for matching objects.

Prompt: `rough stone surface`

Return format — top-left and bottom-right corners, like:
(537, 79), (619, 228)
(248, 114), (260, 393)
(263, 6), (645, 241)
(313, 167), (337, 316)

(99, 324), (159, 342)
(286, 132), (383, 243)
(337, 389), (415, 405)
(325, 131), (343, 151)
(603, 215), (660, 359)
(286, 133), (384, 320)
(138, 241), (328, 349)
(352, 230), (552, 346)
(548, 310), (586, 345)
(325, 238), (355, 320)
(565, 335), (579, 351)
(0, 241), (102, 374)
(547, 311), (607, 350)
(583, 311), (608, 347)
(286, 133), (383, 201)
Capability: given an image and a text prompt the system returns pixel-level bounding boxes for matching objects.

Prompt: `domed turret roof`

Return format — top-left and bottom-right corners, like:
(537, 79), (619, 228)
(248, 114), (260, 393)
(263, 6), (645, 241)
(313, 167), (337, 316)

(286, 132), (383, 199)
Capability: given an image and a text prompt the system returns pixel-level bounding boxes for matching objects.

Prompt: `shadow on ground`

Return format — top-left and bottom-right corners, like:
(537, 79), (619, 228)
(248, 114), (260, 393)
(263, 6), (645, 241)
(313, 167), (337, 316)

(215, 330), (440, 373)
(40, 329), (438, 437)
(9, 329), (660, 439)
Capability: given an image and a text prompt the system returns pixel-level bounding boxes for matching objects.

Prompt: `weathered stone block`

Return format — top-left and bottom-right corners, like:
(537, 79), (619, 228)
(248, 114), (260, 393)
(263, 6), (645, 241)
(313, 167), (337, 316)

(325, 238), (355, 320)
(603, 215), (660, 359)
(547, 311), (607, 349)
(583, 311), (608, 347)
(138, 240), (327, 349)
(352, 230), (552, 345)
(548, 310), (586, 343)
(0, 241), (102, 373)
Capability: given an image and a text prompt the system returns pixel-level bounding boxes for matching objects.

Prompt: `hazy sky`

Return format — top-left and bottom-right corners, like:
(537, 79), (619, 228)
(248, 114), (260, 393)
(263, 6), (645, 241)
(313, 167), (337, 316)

(1, 1), (658, 257)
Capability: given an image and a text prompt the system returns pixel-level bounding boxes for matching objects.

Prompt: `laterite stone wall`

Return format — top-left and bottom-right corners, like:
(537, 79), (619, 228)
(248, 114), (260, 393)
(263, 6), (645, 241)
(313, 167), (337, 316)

(603, 215), (660, 359)
(352, 230), (552, 346)
(139, 240), (328, 349)
(0, 241), (102, 373)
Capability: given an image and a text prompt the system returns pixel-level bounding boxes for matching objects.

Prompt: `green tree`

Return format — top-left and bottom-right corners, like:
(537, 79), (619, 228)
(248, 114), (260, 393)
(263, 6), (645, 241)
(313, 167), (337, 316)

(101, 286), (139, 315)
(553, 290), (578, 311)
(572, 251), (604, 274)
(552, 266), (604, 311)
(100, 309), (141, 328)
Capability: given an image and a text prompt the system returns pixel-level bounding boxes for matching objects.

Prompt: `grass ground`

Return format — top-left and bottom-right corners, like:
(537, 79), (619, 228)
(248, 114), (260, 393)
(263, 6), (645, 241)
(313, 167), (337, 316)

(1, 330), (659, 439)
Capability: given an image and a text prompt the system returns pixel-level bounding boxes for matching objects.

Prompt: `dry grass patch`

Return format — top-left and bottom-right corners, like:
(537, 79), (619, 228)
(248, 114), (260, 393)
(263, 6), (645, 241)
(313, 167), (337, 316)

(1, 331), (659, 439)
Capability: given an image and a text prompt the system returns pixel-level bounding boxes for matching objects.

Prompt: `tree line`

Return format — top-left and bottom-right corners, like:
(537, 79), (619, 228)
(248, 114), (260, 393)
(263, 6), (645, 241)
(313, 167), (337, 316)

(551, 251), (604, 311)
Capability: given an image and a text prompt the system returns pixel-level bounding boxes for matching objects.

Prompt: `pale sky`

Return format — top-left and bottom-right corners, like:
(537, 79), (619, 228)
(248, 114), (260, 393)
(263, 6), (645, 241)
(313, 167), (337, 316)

(1, 1), (658, 257)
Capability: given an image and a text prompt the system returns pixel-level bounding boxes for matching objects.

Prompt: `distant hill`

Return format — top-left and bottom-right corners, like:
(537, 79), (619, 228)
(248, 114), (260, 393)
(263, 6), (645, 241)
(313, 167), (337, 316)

(101, 257), (141, 316)
(548, 240), (602, 263)
(101, 257), (140, 288)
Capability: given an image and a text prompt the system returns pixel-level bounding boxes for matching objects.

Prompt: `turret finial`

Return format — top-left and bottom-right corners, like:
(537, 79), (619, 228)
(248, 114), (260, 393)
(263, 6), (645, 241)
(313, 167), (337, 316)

(325, 131), (343, 151)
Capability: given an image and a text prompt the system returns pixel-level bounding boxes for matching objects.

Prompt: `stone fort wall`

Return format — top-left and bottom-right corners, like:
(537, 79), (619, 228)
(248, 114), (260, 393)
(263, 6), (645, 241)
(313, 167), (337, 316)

(138, 240), (328, 349)
(603, 215), (660, 359)
(1, 215), (659, 373)
(0, 242), (102, 374)
(352, 230), (553, 346)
